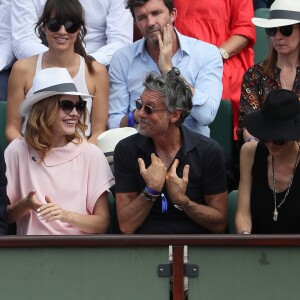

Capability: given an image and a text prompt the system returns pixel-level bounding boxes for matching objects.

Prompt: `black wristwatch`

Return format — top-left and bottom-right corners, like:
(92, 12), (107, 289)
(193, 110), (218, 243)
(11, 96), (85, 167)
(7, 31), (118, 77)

(167, 67), (180, 77)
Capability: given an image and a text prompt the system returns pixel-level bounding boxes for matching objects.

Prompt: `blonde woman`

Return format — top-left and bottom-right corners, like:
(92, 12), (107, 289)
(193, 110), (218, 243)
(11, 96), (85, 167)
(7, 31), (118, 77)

(5, 68), (114, 235)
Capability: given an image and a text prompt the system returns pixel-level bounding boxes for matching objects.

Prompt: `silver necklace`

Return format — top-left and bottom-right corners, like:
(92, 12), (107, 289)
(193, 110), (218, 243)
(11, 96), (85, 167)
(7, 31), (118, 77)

(272, 143), (300, 221)
(280, 71), (295, 90)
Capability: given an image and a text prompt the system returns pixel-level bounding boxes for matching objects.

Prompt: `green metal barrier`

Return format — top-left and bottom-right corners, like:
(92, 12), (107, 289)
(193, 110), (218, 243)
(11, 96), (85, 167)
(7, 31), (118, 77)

(0, 236), (169, 300)
(1, 235), (300, 300)
(189, 246), (300, 299)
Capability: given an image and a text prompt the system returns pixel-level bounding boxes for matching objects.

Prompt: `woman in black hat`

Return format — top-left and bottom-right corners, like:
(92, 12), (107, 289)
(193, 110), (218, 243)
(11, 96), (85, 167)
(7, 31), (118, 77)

(236, 89), (300, 234)
(237, 0), (300, 143)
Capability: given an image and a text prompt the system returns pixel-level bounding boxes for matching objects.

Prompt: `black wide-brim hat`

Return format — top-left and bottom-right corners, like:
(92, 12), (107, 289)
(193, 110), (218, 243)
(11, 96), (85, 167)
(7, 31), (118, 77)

(245, 89), (300, 141)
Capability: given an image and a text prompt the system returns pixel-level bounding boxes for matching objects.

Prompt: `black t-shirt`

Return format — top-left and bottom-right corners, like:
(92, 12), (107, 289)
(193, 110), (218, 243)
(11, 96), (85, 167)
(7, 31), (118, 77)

(114, 126), (227, 234)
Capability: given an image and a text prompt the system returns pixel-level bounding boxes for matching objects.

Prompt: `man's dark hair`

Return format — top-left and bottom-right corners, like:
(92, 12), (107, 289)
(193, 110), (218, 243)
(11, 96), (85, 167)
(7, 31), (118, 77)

(143, 72), (193, 126)
(125, 0), (174, 19)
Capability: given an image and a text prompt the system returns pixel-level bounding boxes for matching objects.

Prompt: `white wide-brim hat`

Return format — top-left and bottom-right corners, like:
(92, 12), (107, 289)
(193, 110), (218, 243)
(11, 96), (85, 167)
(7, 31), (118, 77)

(252, 0), (300, 28)
(19, 67), (93, 117)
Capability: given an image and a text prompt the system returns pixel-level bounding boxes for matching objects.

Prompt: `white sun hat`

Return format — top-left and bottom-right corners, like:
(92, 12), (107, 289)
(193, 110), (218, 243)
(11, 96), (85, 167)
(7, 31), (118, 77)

(252, 0), (300, 28)
(19, 67), (93, 117)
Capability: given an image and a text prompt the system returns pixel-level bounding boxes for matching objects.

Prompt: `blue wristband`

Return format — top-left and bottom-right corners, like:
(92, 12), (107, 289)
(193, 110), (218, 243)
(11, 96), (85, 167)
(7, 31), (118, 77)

(127, 112), (134, 127)
(144, 186), (160, 195)
(144, 186), (168, 213)
(161, 193), (168, 213)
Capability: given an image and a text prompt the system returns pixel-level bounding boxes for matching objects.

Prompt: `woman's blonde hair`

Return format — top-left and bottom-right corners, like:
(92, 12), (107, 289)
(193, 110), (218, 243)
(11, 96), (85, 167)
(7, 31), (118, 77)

(24, 95), (87, 160)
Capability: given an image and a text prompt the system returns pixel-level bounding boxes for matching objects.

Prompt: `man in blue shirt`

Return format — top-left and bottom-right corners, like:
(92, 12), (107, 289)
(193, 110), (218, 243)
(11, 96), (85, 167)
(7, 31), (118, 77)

(108, 0), (223, 137)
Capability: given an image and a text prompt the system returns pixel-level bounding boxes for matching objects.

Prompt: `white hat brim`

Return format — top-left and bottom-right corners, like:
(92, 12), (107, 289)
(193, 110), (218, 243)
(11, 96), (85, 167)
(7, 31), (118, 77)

(19, 90), (93, 117)
(252, 17), (300, 28)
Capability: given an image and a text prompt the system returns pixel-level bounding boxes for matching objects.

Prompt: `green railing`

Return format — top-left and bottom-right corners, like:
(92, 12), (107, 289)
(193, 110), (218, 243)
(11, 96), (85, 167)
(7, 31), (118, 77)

(1, 235), (300, 300)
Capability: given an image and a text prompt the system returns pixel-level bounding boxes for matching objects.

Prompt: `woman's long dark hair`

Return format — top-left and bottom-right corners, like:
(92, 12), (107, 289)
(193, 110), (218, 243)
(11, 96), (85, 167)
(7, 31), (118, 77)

(35, 0), (95, 74)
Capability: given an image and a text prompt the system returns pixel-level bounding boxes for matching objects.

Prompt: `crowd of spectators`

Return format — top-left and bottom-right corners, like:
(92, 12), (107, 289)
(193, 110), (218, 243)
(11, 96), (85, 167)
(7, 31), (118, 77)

(0, 0), (300, 236)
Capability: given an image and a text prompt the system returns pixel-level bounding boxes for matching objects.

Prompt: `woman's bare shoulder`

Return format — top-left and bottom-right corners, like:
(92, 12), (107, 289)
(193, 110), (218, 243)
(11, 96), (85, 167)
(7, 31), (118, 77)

(12, 55), (38, 72)
(91, 60), (108, 75)
(241, 140), (257, 155)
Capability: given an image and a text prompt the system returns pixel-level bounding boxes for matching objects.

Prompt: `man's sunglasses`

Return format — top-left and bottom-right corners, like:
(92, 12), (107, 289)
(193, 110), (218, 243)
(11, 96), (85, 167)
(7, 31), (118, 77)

(46, 18), (80, 33)
(59, 99), (86, 114)
(260, 139), (287, 146)
(265, 25), (294, 37)
(135, 99), (167, 115)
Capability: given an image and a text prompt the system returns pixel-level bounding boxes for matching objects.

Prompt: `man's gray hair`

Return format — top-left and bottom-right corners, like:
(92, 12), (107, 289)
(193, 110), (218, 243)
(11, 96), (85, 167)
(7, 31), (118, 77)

(143, 72), (193, 126)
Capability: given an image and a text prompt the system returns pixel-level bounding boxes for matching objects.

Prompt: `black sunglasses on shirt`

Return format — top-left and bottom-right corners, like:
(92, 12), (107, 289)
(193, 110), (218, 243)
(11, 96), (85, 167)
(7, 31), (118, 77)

(46, 18), (80, 33)
(59, 99), (86, 114)
(265, 25), (294, 37)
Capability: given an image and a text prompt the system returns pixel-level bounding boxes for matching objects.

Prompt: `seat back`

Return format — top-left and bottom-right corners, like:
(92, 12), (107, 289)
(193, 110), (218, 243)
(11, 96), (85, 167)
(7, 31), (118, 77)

(97, 127), (137, 164)
(107, 192), (120, 234)
(209, 99), (233, 155)
(0, 101), (8, 150)
(254, 8), (271, 63)
(228, 190), (238, 234)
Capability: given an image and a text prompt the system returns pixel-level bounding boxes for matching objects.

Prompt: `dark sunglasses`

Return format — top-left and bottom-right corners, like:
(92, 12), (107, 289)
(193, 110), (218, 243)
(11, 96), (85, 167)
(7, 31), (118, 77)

(135, 99), (167, 115)
(59, 99), (86, 114)
(260, 139), (287, 146)
(46, 18), (80, 33)
(265, 25), (294, 37)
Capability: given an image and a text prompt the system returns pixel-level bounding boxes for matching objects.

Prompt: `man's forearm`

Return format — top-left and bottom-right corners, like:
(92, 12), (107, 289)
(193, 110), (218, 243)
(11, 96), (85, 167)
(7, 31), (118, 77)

(182, 196), (228, 233)
(116, 193), (154, 234)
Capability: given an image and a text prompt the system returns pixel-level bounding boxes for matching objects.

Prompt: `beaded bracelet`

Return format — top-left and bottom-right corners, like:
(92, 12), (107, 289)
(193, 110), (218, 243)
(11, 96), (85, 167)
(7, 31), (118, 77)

(142, 188), (160, 202)
(142, 186), (168, 213)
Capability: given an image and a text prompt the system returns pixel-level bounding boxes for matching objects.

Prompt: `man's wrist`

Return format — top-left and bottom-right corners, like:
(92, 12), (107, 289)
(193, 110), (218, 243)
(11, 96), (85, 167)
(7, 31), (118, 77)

(174, 196), (189, 211)
(142, 186), (160, 202)
(167, 67), (180, 77)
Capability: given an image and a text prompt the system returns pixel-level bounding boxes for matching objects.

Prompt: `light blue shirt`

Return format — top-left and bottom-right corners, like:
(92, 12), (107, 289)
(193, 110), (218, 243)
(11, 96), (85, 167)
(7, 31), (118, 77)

(108, 30), (223, 136)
